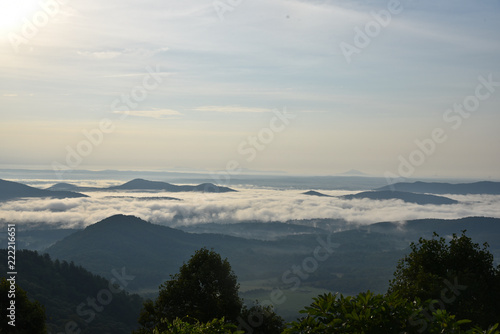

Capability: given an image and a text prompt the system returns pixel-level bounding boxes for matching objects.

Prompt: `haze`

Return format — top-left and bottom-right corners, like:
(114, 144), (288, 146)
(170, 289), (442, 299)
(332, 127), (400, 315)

(1, 0), (499, 179)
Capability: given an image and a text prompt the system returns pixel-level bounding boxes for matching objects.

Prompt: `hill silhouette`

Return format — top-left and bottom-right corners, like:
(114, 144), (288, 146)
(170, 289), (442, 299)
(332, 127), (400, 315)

(377, 181), (500, 195)
(109, 179), (236, 193)
(369, 216), (500, 236)
(338, 169), (370, 176)
(46, 215), (282, 292)
(0, 179), (88, 201)
(41, 214), (500, 320)
(0, 249), (142, 333)
(340, 190), (458, 205)
(302, 190), (333, 197)
(47, 183), (101, 192)
(47, 178), (237, 193)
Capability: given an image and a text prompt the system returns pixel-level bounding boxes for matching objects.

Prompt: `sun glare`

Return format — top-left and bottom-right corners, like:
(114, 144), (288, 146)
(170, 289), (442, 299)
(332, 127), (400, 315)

(0, 1), (40, 31)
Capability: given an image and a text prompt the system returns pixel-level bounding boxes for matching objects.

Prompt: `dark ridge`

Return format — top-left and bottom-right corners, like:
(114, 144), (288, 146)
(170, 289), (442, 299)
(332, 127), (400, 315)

(108, 178), (237, 193)
(377, 181), (500, 195)
(340, 190), (458, 205)
(302, 190), (333, 197)
(0, 179), (88, 201)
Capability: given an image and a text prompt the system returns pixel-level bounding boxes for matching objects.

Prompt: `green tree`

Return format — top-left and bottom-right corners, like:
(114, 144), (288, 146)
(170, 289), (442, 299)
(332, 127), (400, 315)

(136, 248), (243, 333)
(388, 231), (500, 328)
(284, 291), (498, 334)
(284, 291), (415, 333)
(238, 303), (285, 334)
(0, 277), (47, 334)
(152, 317), (243, 334)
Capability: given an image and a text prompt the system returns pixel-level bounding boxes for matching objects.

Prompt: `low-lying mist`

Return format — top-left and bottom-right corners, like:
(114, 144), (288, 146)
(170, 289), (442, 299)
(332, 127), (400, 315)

(1, 187), (500, 229)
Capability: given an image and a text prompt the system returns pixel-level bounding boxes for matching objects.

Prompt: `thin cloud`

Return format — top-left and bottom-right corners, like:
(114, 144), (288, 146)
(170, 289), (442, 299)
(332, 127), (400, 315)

(77, 51), (123, 59)
(113, 109), (182, 119)
(77, 47), (169, 60)
(194, 106), (276, 113)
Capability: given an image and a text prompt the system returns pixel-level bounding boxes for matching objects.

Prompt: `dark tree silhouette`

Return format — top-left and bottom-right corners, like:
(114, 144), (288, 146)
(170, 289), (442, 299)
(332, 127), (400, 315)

(284, 291), (499, 334)
(239, 303), (285, 334)
(388, 231), (500, 328)
(0, 277), (47, 334)
(136, 248), (243, 333)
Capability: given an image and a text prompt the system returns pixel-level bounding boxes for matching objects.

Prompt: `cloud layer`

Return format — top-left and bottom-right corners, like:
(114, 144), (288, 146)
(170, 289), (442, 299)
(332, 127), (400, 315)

(1, 188), (499, 229)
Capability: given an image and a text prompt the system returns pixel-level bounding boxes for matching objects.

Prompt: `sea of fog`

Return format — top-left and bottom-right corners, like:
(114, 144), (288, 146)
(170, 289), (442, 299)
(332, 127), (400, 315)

(1, 170), (499, 229)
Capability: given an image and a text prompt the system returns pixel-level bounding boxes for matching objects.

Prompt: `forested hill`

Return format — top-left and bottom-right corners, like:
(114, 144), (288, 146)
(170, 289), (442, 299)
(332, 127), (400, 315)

(0, 249), (143, 334)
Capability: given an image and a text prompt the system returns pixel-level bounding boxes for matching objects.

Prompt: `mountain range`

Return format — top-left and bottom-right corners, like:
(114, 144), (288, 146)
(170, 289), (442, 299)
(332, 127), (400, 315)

(340, 190), (458, 205)
(302, 189), (458, 205)
(45, 214), (500, 293)
(377, 181), (500, 195)
(47, 178), (237, 193)
(46, 215), (287, 292)
(0, 178), (236, 202)
(1, 213), (496, 321)
(0, 179), (88, 201)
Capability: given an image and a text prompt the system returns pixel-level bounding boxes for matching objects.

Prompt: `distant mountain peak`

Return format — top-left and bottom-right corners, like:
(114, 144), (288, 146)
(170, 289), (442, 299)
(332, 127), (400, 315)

(303, 190), (333, 197)
(100, 214), (144, 222)
(0, 179), (88, 201)
(119, 179), (171, 187)
(341, 190), (458, 205)
(109, 179), (236, 193)
(47, 183), (79, 191)
(96, 214), (150, 224)
(339, 169), (369, 176)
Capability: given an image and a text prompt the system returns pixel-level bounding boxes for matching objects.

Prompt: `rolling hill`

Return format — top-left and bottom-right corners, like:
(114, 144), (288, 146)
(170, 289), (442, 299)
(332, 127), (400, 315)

(0, 179), (88, 201)
(376, 181), (500, 195)
(47, 178), (237, 193)
(302, 190), (333, 197)
(31, 214), (500, 321)
(45, 215), (298, 292)
(340, 190), (458, 205)
(45, 215), (405, 296)
(0, 249), (143, 334)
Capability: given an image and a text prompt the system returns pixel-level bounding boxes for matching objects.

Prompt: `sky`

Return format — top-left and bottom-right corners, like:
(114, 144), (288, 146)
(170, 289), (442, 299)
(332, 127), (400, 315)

(1, 0), (499, 179)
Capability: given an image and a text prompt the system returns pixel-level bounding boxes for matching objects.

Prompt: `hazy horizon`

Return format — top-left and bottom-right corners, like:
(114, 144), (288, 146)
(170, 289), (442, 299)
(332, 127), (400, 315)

(1, 0), (499, 179)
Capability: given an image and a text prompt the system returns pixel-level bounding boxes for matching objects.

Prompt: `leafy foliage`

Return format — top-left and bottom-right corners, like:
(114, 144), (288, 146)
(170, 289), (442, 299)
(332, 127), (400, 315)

(0, 277), (47, 334)
(285, 291), (415, 333)
(136, 248), (243, 333)
(239, 303), (286, 334)
(389, 231), (500, 328)
(287, 231), (500, 333)
(284, 291), (499, 334)
(152, 317), (243, 334)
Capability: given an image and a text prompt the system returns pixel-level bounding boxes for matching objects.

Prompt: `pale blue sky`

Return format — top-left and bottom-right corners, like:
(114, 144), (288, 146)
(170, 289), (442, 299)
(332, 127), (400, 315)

(1, 0), (499, 178)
